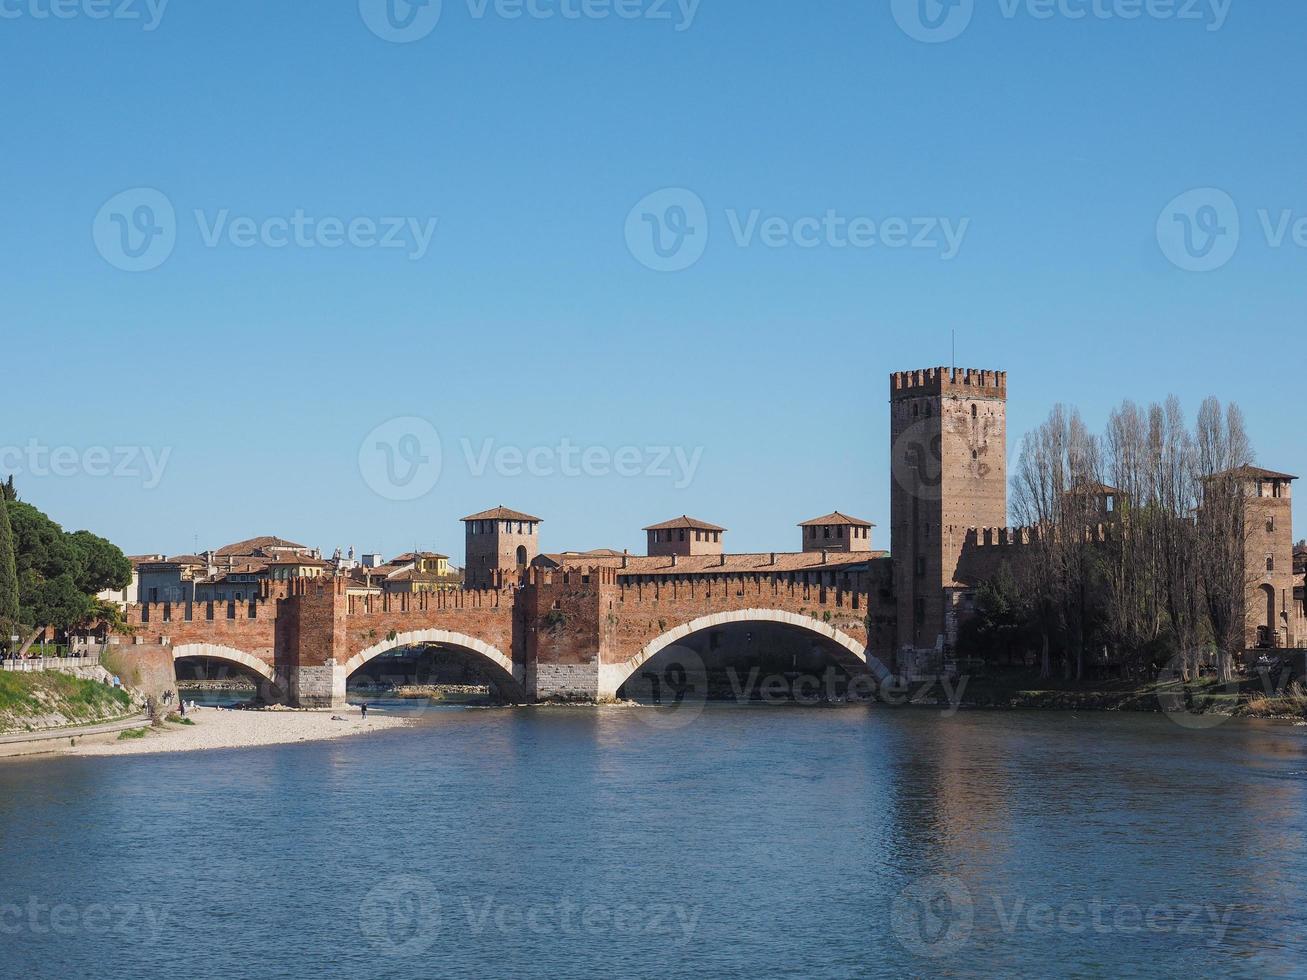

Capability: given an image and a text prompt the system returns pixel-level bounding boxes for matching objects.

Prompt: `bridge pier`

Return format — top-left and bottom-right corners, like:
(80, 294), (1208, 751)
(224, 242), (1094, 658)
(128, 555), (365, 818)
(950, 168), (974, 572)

(281, 663), (347, 710)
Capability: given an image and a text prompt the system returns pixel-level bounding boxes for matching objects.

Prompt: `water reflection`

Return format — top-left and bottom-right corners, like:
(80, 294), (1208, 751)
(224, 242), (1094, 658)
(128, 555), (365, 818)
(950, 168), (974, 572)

(0, 708), (1303, 978)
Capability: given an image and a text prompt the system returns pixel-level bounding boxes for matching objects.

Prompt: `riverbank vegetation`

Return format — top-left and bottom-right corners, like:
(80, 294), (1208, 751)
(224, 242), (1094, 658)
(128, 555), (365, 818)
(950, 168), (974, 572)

(0, 477), (132, 658)
(0, 671), (135, 733)
(960, 395), (1269, 685)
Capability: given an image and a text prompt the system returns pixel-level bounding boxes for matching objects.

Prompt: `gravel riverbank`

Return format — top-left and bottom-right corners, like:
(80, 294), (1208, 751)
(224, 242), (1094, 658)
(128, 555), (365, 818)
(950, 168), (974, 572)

(60, 705), (413, 757)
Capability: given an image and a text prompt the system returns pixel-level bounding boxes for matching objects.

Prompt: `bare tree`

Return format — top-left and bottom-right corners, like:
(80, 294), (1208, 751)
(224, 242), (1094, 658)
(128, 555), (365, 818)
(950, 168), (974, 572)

(1014, 405), (1102, 680)
(1194, 398), (1254, 680)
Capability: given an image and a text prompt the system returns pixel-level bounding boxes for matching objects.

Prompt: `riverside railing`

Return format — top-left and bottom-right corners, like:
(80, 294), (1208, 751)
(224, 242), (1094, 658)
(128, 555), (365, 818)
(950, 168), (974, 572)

(1, 650), (104, 673)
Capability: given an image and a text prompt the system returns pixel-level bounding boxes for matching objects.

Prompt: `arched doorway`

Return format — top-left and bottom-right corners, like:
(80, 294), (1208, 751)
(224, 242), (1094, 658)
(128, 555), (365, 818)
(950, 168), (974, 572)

(1258, 584), (1276, 648)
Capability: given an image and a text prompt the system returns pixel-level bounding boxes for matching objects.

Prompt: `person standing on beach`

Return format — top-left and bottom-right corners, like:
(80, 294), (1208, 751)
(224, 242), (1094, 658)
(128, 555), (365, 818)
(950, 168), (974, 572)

(361, 703), (368, 720)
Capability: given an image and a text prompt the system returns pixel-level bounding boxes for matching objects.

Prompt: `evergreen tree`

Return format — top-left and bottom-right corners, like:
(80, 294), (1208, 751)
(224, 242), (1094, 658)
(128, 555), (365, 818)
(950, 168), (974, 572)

(0, 498), (18, 625)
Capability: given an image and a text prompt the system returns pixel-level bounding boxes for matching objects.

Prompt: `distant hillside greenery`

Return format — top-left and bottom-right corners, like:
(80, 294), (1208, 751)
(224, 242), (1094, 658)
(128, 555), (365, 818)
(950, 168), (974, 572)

(0, 478), (132, 656)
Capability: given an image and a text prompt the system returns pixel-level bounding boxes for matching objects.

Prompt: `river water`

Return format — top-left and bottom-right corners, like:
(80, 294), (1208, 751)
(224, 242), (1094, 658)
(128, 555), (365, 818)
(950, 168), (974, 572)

(1, 705), (1304, 979)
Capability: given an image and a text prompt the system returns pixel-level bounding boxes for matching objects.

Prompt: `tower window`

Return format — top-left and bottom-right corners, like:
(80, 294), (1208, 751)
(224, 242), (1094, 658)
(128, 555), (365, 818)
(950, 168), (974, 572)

(972, 404), (977, 418)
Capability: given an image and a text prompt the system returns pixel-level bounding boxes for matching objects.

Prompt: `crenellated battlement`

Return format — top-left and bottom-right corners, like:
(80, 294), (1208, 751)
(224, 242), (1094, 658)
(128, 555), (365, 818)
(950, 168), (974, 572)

(346, 586), (514, 616)
(891, 366), (1007, 399)
(962, 523), (1114, 548)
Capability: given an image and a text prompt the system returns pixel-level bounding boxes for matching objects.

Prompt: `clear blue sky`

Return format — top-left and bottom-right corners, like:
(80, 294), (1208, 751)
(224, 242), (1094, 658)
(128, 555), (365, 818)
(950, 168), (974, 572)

(3, 0), (1303, 562)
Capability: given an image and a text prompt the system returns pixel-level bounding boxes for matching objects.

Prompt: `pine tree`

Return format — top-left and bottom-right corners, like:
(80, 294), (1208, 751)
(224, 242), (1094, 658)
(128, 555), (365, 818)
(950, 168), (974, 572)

(0, 497), (19, 625)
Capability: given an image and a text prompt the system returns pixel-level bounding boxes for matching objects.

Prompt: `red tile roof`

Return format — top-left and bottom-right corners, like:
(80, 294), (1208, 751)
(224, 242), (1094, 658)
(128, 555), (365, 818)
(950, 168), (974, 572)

(797, 512), (874, 528)
(642, 516), (726, 532)
(461, 507), (543, 523)
(214, 536), (308, 557)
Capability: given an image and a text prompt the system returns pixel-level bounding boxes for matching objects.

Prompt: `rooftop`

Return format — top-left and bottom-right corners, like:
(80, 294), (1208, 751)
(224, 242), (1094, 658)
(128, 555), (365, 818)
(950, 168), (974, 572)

(545, 550), (887, 576)
(798, 512), (875, 528)
(643, 516), (727, 533)
(461, 506), (543, 523)
(214, 536), (309, 557)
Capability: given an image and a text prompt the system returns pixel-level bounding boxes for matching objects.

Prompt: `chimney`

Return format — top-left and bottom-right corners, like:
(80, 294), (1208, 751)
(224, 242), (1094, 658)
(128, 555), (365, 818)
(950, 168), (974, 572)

(621, 553), (629, 569)
(671, 554), (678, 567)
(821, 549), (829, 565)
(770, 552), (776, 566)
(720, 553), (727, 567)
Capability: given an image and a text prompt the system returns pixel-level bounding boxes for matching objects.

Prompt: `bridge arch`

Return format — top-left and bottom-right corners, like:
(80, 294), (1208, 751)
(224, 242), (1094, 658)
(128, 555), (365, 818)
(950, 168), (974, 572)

(343, 630), (525, 702)
(605, 608), (891, 696)
(171, 643), (277, 685)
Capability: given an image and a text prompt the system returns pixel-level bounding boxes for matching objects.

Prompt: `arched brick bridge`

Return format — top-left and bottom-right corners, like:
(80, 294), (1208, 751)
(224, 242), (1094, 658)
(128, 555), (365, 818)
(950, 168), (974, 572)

(117, 567), (892, 707)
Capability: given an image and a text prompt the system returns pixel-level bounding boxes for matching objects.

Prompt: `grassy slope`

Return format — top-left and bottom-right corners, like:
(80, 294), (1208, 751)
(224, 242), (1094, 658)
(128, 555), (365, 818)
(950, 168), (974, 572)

(0, 671), (135, 733)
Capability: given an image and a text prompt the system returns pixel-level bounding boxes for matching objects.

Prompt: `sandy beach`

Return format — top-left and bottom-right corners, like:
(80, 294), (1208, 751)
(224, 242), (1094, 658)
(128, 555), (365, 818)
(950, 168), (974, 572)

(61, 705), (413, 757)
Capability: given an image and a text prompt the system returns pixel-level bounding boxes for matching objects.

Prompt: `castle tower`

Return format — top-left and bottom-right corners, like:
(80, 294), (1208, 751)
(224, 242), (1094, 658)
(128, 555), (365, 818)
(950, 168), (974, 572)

(643, 516), (725, 558)
(890, 368), (1008, 664)
(798, 512), (874, 553)
(1231, 467), (1297, 650)
(461, 506), (542, 589)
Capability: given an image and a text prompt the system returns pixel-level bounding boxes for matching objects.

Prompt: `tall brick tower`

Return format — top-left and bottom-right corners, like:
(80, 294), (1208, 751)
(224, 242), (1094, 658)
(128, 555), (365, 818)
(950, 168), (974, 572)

(462, 506), (542, 588)
(890, 368), (1008, 665)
